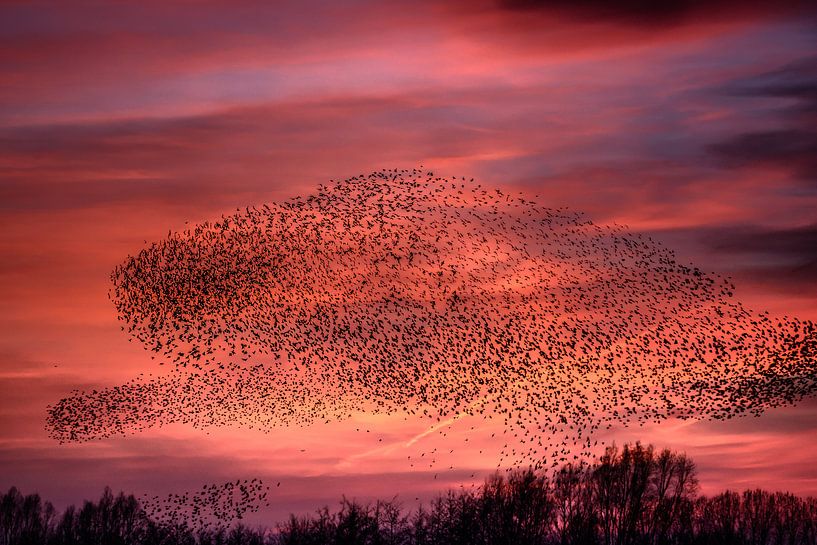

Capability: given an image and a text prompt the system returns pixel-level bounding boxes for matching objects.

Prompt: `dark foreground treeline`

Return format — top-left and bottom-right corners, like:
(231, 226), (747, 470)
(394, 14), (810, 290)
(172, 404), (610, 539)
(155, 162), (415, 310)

(3, 443), (817, 545)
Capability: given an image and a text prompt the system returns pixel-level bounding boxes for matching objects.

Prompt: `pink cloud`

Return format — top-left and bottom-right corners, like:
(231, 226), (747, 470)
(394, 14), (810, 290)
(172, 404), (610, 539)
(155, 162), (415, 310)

(1, 0), (816, 519)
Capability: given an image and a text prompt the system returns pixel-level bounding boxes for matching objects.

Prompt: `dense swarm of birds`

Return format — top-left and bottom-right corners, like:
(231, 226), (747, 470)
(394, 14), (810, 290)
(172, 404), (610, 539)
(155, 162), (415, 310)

(140, 479), (271, 530)
(45, 168), (817, 522)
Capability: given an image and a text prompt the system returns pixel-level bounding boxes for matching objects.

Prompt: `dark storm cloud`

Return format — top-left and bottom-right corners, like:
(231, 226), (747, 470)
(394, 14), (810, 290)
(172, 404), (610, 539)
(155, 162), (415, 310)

(706, 223), (817, 258)
(723, 55), (817, 105)
(707, 130), (817, 181)
(707, 56), (817, 184)
(495, 0), (816, 26)
(651, 222), (817, 294)
(700, 224), (817, 290)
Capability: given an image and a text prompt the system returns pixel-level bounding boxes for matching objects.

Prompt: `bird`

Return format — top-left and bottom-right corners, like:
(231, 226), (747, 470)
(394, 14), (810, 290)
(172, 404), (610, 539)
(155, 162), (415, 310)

(44, 168), (817, 530)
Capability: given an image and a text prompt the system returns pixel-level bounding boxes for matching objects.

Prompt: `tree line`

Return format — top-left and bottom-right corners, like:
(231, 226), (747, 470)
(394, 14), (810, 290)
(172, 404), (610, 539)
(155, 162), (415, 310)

(3, 443), (817, 545)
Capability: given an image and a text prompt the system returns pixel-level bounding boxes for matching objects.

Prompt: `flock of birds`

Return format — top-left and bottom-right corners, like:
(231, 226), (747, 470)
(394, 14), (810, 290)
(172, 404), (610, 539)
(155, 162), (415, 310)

(45, 168), (817, 526)
(139, 479), (272, 530)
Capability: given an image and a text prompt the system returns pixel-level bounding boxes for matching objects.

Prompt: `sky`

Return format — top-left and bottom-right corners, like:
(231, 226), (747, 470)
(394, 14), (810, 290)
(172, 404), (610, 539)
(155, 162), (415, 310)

(1, 0), (817, 523)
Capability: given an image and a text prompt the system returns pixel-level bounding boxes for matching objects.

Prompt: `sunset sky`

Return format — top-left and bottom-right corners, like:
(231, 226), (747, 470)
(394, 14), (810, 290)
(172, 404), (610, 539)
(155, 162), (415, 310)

(2, 0), (817, 522)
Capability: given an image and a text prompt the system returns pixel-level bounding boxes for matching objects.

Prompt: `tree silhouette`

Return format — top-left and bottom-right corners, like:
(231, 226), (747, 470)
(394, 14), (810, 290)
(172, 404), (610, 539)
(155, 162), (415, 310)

(3, 442), (817, 544)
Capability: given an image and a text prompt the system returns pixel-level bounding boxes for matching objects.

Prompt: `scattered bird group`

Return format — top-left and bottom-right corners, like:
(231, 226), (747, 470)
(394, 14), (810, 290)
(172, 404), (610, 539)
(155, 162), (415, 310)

(140, 479), (271, 530)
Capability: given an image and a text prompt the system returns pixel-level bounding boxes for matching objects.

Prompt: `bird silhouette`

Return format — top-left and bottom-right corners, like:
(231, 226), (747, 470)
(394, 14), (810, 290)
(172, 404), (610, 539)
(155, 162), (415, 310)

(44, 168), (817, 527)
